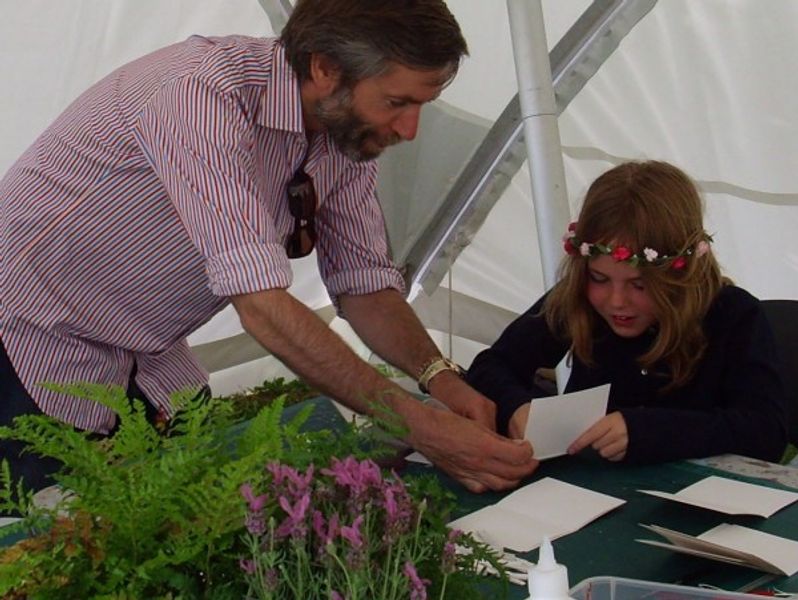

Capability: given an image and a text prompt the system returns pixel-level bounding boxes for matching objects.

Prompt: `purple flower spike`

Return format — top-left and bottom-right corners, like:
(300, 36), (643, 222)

(240, 482), (268, 512)
(339, 514), (364, 548)
(276, 492), (311, 539)
(239, 558), (256, 575)
(403, 560), (430, 600)
(331, 591), (344, 600)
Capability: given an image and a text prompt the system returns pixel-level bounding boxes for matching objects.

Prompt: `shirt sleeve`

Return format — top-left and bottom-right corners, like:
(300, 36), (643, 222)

(133, 76), (292, 297)
(621, 293), (788, 464)
(466, 294), (570, 434)
(314, 160), (405, 307)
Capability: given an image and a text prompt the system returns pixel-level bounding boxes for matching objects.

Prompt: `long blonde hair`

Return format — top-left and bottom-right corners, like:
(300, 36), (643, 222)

(544, 160), (727, 388)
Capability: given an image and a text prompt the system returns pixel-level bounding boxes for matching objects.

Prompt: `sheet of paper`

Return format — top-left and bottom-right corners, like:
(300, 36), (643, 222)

(637, 523), (798, 576)
(449, 477), (625, 552)
(524, 384), (610, 460)
(638, 475), (798, 517)
(700, 524), (798, 576)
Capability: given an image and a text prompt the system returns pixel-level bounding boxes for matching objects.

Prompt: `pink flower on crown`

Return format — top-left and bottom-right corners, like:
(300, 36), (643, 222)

(579, 242), (591, 257)
(671, 256), (687, 270)
(643, 248), (658, 262)
(611, 246), (633, 262)
(695, 240), (710, 257)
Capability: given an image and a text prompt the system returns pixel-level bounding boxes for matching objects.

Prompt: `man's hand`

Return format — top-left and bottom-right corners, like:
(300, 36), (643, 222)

(568, 411), (628, 461)
(508, 403), (531, 439)
(426, 370), (496, 431)
(407, 403), (539, 493)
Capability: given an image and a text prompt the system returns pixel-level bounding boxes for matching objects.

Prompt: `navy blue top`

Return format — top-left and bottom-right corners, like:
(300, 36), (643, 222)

(467, 285), (788, 464)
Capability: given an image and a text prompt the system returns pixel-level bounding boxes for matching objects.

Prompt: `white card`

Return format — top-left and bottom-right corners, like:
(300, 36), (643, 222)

(638, 523), (798, 576)
(638, 475), (798, 517)
(524, 384), (610, 460)
(449, 477), (625, 552)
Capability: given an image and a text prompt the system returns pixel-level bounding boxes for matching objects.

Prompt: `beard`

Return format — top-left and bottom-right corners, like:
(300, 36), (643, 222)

(314, 86), (401, 162)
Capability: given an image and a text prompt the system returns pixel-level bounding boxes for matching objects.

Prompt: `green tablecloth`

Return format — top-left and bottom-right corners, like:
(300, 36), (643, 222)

(4, 396), (797, 598)
(405, 440), (798, 598)
(289, 397), (798, 596)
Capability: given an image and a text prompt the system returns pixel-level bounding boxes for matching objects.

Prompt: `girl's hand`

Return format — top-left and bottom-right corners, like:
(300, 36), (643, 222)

(508, 403), (531, 439)
(568, 411), (628, 461)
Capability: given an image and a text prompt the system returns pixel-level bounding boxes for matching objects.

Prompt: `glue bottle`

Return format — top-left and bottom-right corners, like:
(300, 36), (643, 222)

(525, 536), (575, 600)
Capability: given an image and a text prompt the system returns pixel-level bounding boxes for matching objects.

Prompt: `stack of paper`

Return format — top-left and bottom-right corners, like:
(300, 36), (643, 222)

(638, 523), (798, 576)
(448, 477), (625, 552)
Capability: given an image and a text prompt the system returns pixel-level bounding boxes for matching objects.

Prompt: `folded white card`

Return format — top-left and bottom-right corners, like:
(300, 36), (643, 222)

(448, 477), (625, 552)
(524, 384), (610, 460)
(638, 475), (798, 517)
(637, 523), (798, 576)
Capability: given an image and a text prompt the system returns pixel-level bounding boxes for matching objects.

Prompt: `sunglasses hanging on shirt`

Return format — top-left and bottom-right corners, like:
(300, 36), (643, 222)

(285, 165), (318, 259)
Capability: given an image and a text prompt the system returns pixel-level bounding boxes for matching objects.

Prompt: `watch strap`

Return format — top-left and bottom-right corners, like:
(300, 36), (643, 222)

(417, 357), (464, 394)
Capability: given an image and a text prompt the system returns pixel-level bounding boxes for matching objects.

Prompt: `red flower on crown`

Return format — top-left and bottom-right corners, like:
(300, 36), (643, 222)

(611, 246), (633, 262)
(671, 256), (687, 270)
(562, 222), (579, 255)
(563, 238), (579, 256)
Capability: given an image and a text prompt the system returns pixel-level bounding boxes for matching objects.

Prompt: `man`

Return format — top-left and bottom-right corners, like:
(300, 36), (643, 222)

(0, 0), (538, 495)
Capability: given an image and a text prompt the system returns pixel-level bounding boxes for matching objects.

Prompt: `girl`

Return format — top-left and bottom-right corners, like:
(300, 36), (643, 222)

(467, 160), (788, 464)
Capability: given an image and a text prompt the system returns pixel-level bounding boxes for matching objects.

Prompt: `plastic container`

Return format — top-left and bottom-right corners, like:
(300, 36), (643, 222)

(570, 576), (765, 600)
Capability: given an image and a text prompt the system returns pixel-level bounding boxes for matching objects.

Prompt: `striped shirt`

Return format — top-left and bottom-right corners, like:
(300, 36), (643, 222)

(0, 36), (404, 432)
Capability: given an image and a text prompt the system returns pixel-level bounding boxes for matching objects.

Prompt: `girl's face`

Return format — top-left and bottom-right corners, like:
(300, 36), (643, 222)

(586, 254), (658, 338)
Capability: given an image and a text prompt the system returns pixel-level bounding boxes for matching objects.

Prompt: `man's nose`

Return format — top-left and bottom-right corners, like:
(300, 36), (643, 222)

(392, 105), (421, 141)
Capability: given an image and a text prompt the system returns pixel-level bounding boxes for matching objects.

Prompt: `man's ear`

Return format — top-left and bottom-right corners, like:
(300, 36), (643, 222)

(308, 53), (342, 97)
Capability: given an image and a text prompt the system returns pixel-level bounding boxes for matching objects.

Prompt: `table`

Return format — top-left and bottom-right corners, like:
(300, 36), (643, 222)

(6, 396), (798, 598)
(291, 397), (798, 597)
(404, 441), (798, 598)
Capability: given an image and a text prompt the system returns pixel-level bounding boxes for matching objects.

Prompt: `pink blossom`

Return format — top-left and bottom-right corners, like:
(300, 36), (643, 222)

(321, 457), (382, 498)
(579, 242), (592, 257)
(312, 509), (340, 548)
(671, 256), (687, 270)
(239, 558), (256, 575)
(276, 493), (311, 539)
(339, 514), (364, 548)
(403, 560), (430, 600)
(695, 240), (710, 257)
(240, 483), (268, 512)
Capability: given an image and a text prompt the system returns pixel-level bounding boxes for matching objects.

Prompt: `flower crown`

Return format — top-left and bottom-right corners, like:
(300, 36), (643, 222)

(562, 222), (712, 270)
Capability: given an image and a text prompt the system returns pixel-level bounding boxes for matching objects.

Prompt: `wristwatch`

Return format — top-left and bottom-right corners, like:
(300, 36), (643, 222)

(417, 357), (465, 394)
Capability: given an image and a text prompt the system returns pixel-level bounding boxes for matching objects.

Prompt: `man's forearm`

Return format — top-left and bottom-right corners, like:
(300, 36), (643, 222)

(231, 288), (538, 492)
(231, 288), (419, 418)
(338, 289), (442, 379)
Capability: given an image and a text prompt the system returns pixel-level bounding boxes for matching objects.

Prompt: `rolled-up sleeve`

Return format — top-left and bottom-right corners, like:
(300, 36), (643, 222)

(315, 160), (404, 306)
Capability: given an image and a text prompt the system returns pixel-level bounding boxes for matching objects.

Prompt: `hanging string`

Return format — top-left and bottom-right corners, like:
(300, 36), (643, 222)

(447, 257), (454, 360)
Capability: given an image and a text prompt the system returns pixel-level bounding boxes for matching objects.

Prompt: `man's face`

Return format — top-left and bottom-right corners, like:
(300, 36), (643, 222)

(315, 63), (449, 162)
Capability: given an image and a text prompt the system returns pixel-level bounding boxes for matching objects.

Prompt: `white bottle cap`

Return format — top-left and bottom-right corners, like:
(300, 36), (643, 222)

(527, 536), (571, 600)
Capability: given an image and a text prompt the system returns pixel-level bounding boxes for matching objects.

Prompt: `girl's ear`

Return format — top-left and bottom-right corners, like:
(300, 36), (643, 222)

(308, 53), (342, 97)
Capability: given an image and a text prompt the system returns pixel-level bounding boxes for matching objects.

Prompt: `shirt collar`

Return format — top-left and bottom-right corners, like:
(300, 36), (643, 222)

(258, 39), (305, 135)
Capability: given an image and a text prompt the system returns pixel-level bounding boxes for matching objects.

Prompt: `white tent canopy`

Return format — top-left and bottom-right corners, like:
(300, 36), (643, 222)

(2, 0), (797, 396)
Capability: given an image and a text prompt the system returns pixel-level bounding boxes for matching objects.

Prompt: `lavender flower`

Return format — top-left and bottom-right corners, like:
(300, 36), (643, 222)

(321, 456), (382, 500)
(403, 560), (430, 600)
(239, 558), (256, 575)
(441, 529), (462, 575)
(275, 492), (311, 539)
(240, 483), (268, 512)
(339, 514), (364, 549)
